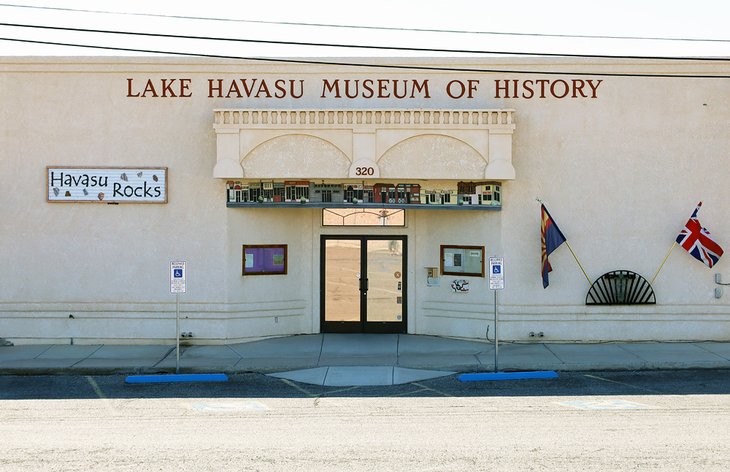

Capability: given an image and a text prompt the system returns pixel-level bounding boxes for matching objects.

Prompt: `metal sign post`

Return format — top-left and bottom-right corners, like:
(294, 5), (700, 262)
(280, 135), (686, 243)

(493, 290), (498, 372)
(170, 261), (187, 374)
(489, 257), (504, 373)
(175, 293), (180, 373)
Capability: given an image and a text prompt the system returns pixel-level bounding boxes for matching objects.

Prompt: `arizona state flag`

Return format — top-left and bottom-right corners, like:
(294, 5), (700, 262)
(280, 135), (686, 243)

(541, 204), (567, 288)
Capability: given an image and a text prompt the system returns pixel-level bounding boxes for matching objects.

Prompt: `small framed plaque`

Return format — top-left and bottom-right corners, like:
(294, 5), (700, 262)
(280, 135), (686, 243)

(242, 244), (288, 276)
(440, 245), (484, 277)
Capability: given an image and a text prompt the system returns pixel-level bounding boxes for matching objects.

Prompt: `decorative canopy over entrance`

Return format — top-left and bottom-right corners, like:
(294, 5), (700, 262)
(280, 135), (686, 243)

(213, 109), (516, 180)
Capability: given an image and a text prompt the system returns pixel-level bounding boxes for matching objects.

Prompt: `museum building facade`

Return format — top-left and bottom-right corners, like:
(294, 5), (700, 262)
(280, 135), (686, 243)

(1, 56), (728, 344)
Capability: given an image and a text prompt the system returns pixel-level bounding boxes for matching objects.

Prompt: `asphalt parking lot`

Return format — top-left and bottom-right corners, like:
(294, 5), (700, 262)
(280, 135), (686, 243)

(2, 369), (729, 400)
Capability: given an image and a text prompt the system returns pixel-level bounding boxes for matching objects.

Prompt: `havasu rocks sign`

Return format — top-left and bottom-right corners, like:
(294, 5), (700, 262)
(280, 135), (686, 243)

(47, 167), (167, 203)
(125, 77), (603, 100)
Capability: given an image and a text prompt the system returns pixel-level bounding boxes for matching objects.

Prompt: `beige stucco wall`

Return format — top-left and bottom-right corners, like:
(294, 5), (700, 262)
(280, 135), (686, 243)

(1, 57), (728, 344)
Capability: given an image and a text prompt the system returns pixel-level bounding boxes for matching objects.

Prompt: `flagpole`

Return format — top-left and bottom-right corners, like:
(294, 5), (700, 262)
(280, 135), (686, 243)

(650, 241), (677, 285)
(538, 197), (592, 287)
(564, 241), (592, 285)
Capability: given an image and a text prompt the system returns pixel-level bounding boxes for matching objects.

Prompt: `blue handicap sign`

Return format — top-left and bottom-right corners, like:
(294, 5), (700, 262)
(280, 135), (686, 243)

(492, 265), (501, 274)
(173, 269), (183, 278)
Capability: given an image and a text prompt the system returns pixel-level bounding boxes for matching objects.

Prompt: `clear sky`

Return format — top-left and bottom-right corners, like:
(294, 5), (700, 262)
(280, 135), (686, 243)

(1, 0), (729, 58)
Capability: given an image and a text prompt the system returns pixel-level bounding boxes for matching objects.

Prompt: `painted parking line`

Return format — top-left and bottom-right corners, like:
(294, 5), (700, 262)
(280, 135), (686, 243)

(190, 401), (269, 412)
(584, 374), (662, 394)
(392, 387), (432, 397)
(278, 377), (363, 397)
(279, 378), (319, 397)
(411, 382), (453, 397)
(557, 399), (653, 410)
(324, 386), (362, 395)
(85, 375), (117, 414)
(85, 375), (106, 399)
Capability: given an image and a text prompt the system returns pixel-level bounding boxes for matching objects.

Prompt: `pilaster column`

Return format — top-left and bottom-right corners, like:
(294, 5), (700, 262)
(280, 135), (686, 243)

(213, 129), (244, 178)
(485, 129), (516, 180)
(348, 129), (380, 178)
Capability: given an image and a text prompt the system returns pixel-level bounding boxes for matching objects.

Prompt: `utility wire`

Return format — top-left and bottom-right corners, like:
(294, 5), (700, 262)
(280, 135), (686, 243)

(2, 36), (729, 79)
(2, 22), (729, 61)
(1, 2), (729, 44)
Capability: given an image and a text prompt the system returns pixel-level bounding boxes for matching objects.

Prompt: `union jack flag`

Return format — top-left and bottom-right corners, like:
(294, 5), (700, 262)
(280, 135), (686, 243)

(675, 202), (724, 268)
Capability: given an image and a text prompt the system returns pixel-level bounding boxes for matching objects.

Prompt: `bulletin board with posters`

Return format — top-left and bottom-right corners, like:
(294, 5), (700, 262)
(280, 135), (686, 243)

(440, 245), (484, 277)
(242, 244), (288, 275)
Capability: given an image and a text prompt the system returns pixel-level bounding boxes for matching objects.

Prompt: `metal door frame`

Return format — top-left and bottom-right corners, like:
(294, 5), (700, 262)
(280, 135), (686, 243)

(320, 235), (407, 334)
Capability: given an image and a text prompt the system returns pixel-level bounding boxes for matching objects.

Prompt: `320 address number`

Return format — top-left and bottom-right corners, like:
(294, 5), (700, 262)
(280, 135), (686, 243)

(355, 166), (375, 176)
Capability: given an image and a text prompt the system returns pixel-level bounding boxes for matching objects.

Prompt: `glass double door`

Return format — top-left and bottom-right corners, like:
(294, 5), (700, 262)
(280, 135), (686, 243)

(321, 236), (407, 333)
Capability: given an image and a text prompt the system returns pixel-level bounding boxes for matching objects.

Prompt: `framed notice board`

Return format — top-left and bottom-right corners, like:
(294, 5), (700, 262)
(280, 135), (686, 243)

(440, 245), (485, 277)
(242, 244), (288, 275)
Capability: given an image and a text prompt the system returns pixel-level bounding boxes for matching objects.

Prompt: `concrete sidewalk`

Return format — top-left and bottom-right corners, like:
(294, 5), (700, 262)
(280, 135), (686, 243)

(1, 334), (729, 386)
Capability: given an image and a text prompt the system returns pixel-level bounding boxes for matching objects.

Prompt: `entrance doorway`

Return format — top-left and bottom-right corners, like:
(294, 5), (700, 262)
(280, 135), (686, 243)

(321, 235), (407, 333)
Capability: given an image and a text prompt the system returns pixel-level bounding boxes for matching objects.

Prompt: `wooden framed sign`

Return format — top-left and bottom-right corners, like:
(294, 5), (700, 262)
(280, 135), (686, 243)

(47, 167), (167, 203)
(242, 244), (288, 275)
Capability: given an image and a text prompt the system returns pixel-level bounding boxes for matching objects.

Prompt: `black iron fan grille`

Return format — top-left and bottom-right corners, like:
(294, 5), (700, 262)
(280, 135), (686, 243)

(586, 270), (656, 305)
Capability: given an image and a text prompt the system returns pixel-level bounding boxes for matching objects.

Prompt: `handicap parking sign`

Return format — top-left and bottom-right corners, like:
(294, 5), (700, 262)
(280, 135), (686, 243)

(170, 261), (186, 293)
(489, 257), (504, 290)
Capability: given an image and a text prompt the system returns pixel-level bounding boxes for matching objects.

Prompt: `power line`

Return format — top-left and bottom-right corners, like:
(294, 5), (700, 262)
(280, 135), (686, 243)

(2, 22), (729, 62)
(2, 36), (729, 79)
(1, 2), (729, 45)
